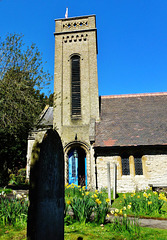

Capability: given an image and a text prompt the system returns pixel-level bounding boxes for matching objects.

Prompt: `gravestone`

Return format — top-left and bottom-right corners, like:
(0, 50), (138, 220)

(27, 129), (64, 240)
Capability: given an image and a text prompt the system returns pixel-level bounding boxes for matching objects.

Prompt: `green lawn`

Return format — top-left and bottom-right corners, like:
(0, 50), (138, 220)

(1, 223), (167, 240)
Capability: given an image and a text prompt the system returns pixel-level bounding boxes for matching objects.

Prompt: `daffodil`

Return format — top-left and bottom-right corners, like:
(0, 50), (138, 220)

(95, 198), (102, 205)
(119, 209), (123, 215)
(67, 200), (71, 205)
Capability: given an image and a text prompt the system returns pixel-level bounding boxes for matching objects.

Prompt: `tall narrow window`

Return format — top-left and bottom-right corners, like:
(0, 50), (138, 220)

(121, 157), (130, 175)
(134, 157), (143, 175)
(71, 55), (81, 117)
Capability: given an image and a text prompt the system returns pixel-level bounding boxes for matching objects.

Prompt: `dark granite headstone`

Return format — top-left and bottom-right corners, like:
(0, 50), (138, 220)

(27, 129), (64, 240)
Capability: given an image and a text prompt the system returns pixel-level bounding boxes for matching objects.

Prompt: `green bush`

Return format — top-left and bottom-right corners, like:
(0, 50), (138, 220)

(9, 168), (26, 185)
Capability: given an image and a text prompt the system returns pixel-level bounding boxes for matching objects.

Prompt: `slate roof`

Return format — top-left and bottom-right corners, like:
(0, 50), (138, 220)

(37, 106), (53, 127)
(95, 92), (167, 147)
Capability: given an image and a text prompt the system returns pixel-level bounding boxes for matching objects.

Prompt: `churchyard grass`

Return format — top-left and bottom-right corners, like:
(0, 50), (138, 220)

(1, 223), (167, 240)
(0, 186), (167, 239)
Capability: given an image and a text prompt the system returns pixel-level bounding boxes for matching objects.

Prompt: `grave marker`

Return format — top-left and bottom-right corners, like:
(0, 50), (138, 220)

(27, 129), (64, 240)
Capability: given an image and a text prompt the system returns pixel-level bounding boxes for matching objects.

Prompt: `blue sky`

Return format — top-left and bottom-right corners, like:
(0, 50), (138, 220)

(1, 0), (167, 96)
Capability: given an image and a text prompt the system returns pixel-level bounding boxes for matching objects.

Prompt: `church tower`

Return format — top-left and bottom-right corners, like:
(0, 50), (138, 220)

(53, 15), (99, 188)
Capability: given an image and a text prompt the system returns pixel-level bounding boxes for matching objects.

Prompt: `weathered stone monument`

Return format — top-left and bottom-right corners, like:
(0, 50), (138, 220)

(27, 129), (64, 240)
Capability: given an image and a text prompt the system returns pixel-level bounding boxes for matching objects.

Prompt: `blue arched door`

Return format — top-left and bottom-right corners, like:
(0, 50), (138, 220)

(68, 148), (87, 187)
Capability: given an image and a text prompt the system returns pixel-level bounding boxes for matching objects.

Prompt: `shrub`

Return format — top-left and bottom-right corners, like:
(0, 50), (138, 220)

(9, 168), (26, 185)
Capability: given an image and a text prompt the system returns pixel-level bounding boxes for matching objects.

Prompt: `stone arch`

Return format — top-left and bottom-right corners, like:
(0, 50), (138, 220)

(64, 141), (91, 187)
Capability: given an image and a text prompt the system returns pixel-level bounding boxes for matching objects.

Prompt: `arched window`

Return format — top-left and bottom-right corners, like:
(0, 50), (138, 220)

(71, 55), (81, 118)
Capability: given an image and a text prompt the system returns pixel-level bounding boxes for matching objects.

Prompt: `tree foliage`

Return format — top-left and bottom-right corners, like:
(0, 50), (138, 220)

(0, 33), (52, 185)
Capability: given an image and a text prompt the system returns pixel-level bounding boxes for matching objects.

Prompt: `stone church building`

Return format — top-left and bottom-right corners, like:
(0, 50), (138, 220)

(27, 15), (167, 192)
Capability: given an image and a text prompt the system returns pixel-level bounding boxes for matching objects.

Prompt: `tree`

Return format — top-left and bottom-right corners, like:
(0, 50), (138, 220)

(0, 34), (52, 185)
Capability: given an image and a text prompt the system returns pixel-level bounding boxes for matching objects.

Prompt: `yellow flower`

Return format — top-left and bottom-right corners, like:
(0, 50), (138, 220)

(95, 189), (98, 193)
(129, 202), (132, 205)
(148, 193), (151, 197)
(67, 200), (71, 205)
(123, 193), (126, 199)
(115, 208), (119, 213)
(148, 201), (152, 205)
(94, 194), (98, 198)
(78, 185), (81, 188)
(143, 192), (148, 198)
(119, 209), (123, 215)
(137, 195), (140, 199)
(106, 198), (110, 203)
(127, 205), (131, 209)
(124, 214), (127, 218)
(114, 213), (118, 217)
(95, 199), (102, 205)
(86, 192), (89, 195)
(107, 214), (110, 218)
(150, 187), (152, 191)
(82, 193), (84, 196)
(82, 186), (86, 190)
(120, 200), (122, 203)
(153, 191), (157, 195)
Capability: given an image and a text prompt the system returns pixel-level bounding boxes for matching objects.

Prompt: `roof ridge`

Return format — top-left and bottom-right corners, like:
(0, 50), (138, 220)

(101, 92), (167, 99)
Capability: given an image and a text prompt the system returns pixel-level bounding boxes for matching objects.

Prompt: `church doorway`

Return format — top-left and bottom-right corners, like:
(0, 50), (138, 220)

(68, 147), (87, 187)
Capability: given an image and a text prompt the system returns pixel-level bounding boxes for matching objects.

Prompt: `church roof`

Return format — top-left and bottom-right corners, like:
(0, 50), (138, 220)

(95, 92), (167, 147)
(37, 106), (53, 127)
